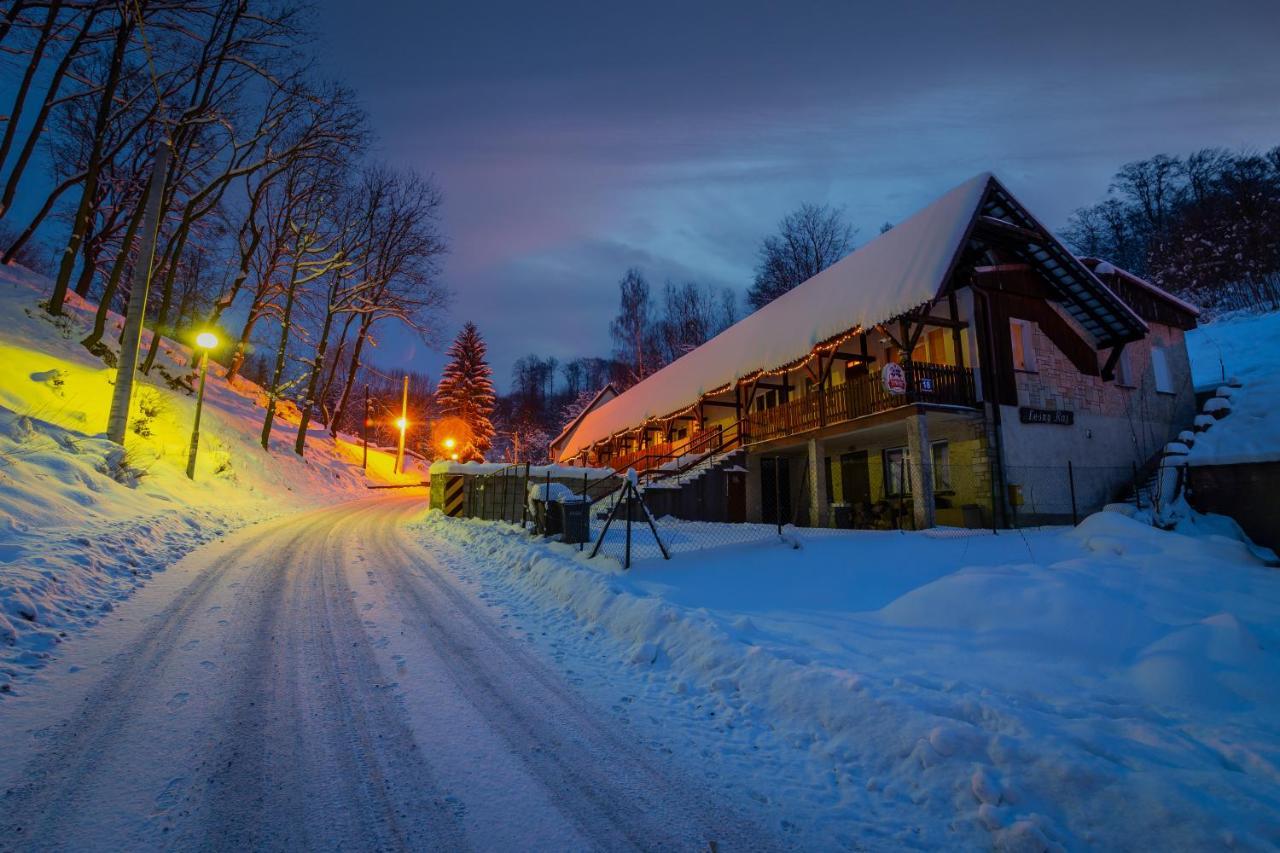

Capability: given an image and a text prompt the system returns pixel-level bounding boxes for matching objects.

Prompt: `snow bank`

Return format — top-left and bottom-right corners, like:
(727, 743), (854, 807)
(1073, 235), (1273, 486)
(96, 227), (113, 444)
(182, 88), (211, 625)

(1186, 310), (1280, 465)
(417, 509), (1280, 849)
(0, 264), (399, 687)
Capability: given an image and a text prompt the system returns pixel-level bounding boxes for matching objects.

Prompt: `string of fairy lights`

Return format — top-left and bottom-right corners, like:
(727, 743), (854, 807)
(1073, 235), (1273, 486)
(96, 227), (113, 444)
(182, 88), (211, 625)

(587, 322), (877, 455)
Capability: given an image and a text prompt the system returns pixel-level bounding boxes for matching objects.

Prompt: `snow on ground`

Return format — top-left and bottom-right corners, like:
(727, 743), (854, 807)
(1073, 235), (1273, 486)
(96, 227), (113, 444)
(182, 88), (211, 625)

(416, 511), (1280, 850)
(1186, 309), (1280, 466)
(0, 263), (419, 687)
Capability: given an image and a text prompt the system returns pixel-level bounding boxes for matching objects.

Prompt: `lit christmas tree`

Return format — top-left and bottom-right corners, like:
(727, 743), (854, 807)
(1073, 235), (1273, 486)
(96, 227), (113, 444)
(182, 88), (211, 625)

(435, 322), (495, 459)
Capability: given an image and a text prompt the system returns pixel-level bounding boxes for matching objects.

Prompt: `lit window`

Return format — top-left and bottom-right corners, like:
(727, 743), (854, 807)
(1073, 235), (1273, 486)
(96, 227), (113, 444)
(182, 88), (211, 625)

(1151, 347), (1174, 393)
(1010, 320), (1037, 371)
(883, 447), (911, 496)
(926, 328), (947, 364)
(932, 441), (951, 490)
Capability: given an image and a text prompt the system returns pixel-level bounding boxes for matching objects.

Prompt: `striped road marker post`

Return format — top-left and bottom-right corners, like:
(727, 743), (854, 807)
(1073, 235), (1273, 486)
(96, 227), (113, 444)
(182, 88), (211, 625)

(444, 475), (466, 517)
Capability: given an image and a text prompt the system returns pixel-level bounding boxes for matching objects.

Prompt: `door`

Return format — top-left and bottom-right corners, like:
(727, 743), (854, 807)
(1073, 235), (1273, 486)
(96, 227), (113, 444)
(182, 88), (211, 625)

(761, 456), (792, 525)
(725, 470), (746, 523)
(841, 451), (871, 506)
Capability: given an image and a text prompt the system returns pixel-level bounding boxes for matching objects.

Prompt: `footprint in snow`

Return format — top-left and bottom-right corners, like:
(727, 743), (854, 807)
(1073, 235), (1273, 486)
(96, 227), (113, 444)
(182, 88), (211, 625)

(200, 660), (217, 672)
(154, 777), (187, 811)
(181, 639), (199, 651)
(167, 692), (190, 710)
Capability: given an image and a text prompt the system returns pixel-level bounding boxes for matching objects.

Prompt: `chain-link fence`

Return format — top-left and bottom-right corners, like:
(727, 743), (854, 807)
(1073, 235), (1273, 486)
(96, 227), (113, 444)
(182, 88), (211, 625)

(454, 452), (1181, 569)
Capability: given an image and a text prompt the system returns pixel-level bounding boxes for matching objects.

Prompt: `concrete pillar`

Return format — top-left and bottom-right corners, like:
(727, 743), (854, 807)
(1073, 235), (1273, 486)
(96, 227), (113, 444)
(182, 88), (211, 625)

(807, 438), (829, 528)
(907, 413), (936, 529)
(745, 451), (763, 523)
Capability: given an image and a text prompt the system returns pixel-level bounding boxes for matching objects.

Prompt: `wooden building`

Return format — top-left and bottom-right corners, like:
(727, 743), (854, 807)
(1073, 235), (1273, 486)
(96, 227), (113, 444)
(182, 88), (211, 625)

(555, 174), (1198, 529)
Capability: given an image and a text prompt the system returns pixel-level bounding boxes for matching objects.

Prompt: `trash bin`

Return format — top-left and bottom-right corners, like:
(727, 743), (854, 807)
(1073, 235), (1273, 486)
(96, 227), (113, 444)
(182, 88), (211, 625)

(557, 498), (590, 544)
(536, 500), (562, 536)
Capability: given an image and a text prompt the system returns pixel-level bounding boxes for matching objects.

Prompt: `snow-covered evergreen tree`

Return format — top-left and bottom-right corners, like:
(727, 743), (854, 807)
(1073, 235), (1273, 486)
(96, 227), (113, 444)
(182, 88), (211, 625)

(436, 322), (495, 459)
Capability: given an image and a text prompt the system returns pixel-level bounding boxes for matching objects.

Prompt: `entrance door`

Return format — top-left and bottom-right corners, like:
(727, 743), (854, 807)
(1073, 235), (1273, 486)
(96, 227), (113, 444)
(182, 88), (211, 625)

(841, 451), (871, 506)
(725, 470), (746, 523)
(761, 456), (792, 525)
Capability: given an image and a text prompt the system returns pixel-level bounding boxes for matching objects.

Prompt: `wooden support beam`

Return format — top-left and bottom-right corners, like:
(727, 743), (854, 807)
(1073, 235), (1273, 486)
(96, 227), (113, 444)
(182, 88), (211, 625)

(874, 323), (906, 351)
(832, 351), (876, 362)
(903, 312), (968, 330)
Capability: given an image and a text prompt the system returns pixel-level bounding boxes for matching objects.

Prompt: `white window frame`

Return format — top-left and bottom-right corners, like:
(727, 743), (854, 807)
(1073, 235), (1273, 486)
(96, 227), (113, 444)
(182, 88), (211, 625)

(1115, 346), (1135, 387)
(1151, 346), (1174, 394)
(1010, 319), (1037, 372)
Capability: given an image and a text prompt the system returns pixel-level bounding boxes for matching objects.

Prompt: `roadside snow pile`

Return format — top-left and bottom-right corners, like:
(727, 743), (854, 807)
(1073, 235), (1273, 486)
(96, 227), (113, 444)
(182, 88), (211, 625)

(0, 263), (407, 687)
(418, 510), (1280, 850)
(1186, 309), (1280, 465)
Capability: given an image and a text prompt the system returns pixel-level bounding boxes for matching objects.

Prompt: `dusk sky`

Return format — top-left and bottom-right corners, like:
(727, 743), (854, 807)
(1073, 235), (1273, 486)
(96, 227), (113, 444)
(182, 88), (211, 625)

(316, 0), (1280, 390)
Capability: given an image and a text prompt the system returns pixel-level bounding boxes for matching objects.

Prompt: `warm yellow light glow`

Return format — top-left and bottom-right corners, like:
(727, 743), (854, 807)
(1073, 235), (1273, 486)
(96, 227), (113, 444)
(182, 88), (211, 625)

(195, 331), (218, 349)
(443, 437), (456, 449)
(450, 452), (459, 460)
(396, 417), (407, 431)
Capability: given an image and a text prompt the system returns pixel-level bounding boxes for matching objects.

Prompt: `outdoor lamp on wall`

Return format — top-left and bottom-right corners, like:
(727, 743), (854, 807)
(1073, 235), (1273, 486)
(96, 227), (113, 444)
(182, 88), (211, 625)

(186, 332), (219, 480)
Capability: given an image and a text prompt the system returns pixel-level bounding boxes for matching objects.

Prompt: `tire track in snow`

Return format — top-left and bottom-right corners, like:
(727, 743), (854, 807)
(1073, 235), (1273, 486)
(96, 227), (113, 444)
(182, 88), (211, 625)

(364, 498), (778, 852)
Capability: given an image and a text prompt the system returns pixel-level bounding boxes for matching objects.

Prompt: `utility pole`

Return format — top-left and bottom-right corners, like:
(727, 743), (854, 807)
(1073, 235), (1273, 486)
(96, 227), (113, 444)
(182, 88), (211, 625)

(362, 386), (369, 471)
(107, 139), (170, 445)
(395, 374), (408, 474)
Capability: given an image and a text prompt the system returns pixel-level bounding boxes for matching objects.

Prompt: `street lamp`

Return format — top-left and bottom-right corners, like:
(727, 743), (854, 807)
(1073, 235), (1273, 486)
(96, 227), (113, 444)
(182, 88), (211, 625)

(443, 437), (456, 450)
(186, 331), (218, 479)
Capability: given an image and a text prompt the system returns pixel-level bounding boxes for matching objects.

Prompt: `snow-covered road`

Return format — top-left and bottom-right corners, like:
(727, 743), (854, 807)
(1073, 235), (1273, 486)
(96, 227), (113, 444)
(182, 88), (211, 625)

(0, 496), (771, 851)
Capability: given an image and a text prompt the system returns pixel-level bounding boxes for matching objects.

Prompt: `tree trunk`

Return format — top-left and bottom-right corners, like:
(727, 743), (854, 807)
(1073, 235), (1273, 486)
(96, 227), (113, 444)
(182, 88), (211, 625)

(0, 1), (61, 202)
(0, 4), (98, 220)
(3, 173), (76, 263)
(225, 310), (260, 384)
(72, 232), (98, 298)
(293, 307), (337, 457)
(83, 198), (144, 352)
(48, 17), (131, 316)
(317, 312), (354, 425)
(140, 224), (190, 374)
(260, 258), (303, 451)
(0, 1), (29, 50)
(329, 314), (372, 437)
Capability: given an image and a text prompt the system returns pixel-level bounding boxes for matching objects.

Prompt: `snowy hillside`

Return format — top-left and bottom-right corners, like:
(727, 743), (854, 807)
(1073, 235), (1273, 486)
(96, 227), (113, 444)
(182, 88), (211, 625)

(0, 264), (423, 687)
(1186, 310), (1280, 466)
(419, 507), (1280, 850)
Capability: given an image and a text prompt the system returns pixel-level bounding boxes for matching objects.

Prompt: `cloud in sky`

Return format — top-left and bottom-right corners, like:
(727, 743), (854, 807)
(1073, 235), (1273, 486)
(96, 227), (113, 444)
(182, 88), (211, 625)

(316, 0), (1280, 389)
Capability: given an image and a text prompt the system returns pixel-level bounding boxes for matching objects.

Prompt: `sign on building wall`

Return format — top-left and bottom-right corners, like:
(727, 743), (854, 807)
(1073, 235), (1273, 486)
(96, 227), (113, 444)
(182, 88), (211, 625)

(882, 362), (907, 395)
(1019, 406), (1074, 426)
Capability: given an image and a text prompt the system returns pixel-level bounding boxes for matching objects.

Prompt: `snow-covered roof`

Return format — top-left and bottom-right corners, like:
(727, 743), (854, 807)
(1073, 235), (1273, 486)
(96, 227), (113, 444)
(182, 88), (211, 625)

(558, 172), (1148, 461)
(557, 173), (993, 461)
(1081, 258), (1201, 318)
(548, 384), (617, 456)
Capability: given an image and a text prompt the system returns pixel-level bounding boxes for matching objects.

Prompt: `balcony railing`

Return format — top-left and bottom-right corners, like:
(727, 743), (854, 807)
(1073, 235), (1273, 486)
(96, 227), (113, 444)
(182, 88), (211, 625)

(746, 362), (976, 444)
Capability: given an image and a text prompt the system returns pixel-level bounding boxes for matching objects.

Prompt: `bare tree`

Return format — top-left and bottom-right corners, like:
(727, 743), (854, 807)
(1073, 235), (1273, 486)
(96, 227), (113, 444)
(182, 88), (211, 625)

(747, 202), (855, 310)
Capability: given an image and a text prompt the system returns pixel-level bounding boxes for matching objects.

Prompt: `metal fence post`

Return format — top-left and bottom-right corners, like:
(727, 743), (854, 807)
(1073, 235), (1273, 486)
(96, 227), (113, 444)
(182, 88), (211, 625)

(1132, 461), (1142, 510)
(1068, 460), (1078, 526)
(624, 482), (633, 569)
(521, 462), (530, 529)
(773, 457), (782, 535)
(581, 472), (588, 551)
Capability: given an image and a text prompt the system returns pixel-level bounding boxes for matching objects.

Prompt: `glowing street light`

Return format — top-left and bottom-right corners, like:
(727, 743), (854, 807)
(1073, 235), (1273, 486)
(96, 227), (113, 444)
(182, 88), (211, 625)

(395, 374), (409, 474)
(186, 331), (218, 479)
(443, 437), (456, 450)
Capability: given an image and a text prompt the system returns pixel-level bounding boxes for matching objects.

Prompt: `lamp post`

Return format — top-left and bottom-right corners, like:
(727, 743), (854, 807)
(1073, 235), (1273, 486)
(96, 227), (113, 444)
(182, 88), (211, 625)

(395, 374), (408, 474)
(186, 331), (218, 480)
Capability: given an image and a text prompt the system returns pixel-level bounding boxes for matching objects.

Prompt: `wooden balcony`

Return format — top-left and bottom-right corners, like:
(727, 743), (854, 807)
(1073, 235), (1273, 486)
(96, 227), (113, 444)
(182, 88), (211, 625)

(746, 362), (976, 444)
